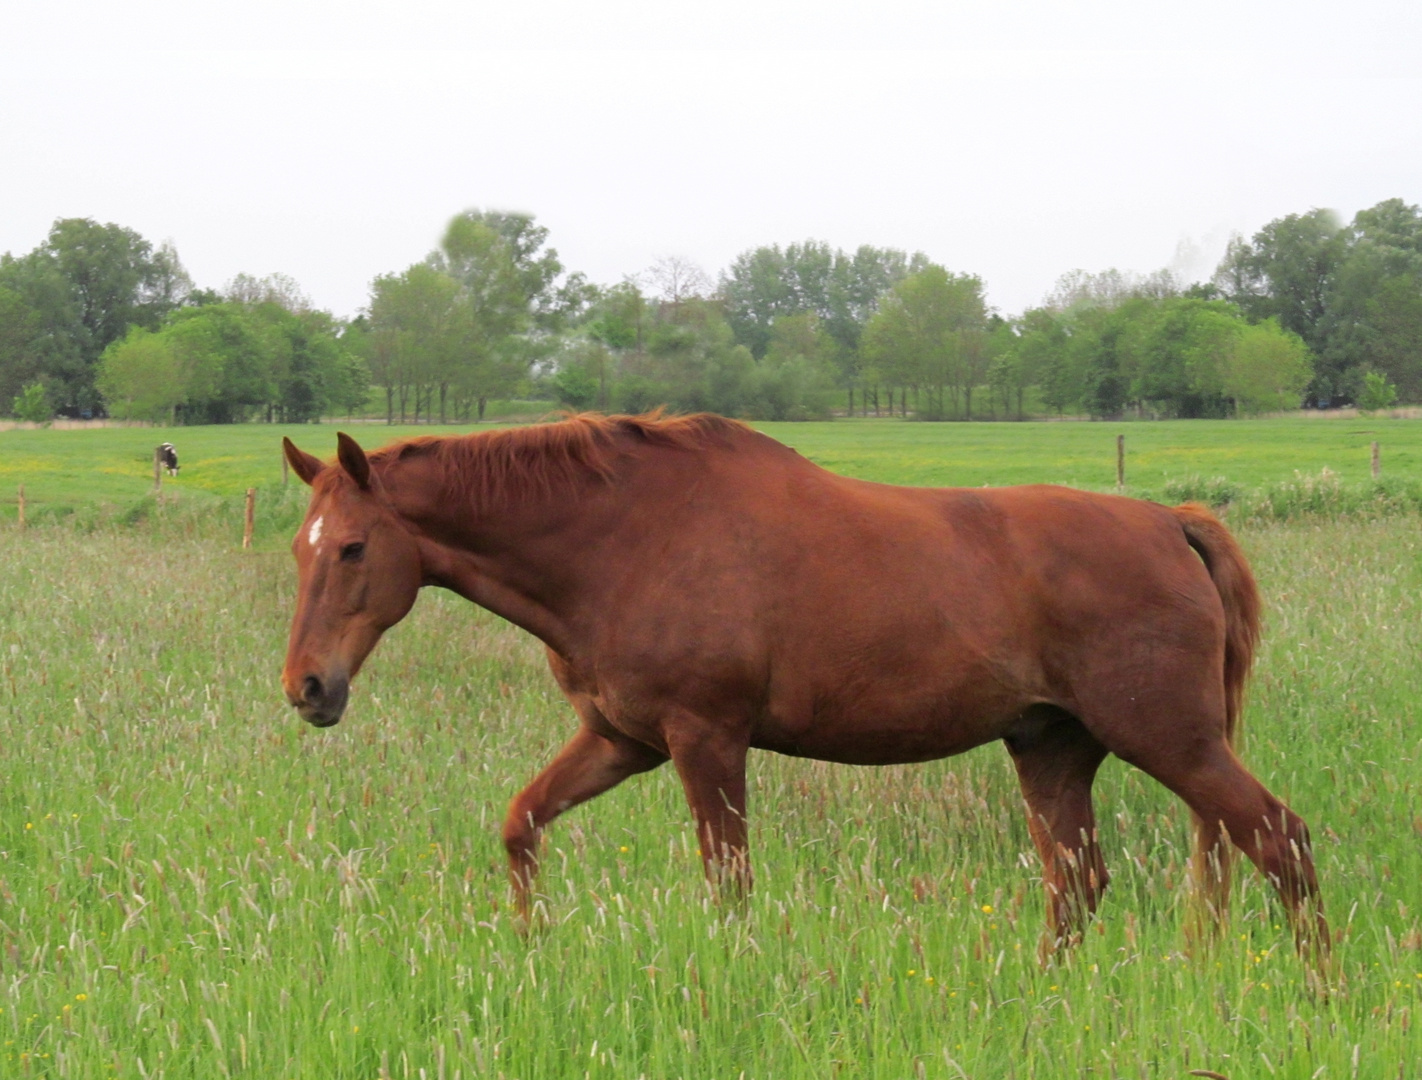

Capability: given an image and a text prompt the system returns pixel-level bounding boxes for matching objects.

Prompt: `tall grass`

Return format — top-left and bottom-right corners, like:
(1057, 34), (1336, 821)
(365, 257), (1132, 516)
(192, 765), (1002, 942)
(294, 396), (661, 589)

(1, 512), (1419, 1077)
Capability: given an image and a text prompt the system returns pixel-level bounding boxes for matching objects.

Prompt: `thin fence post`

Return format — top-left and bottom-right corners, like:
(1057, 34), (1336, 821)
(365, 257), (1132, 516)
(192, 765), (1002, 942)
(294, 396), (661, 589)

(243, 488), (256, 550)
(153, 446), (163, 492)
(17, 484), (24, 530)
(1116, 434), (1125, 491)
(1371, 441), (1380, 479)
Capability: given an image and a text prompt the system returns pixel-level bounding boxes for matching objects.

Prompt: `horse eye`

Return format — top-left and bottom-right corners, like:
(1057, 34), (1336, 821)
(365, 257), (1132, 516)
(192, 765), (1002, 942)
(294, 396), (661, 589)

(340, 542), (366, 563)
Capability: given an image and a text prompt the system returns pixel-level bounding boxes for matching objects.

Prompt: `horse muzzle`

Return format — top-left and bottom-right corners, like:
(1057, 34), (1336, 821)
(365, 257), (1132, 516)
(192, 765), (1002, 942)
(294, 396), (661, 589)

(289, 672), (349, 727)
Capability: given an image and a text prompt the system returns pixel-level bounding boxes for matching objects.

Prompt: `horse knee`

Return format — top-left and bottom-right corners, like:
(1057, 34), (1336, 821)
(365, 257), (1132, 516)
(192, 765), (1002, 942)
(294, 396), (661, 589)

(501, 800), (537, 858)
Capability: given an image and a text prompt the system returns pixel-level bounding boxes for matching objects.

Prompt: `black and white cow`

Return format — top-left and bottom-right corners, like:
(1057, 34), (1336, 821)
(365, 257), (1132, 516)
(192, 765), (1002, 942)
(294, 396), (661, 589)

(159, 442), (180, 477)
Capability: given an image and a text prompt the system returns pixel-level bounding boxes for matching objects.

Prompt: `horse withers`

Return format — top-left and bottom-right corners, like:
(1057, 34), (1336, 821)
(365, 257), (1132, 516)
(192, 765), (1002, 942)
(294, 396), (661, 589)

(279, 414), (1327, 954)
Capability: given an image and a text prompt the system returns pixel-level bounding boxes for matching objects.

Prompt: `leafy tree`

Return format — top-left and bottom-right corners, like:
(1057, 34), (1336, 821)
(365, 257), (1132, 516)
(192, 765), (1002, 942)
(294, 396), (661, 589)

(551, 362), (598, 409)
(1362, 273), (1422, 400)
(1131, 300), (1238, 418)
(96, 327), (188, 423)
(1212, 209), (1346, 400)
(719, 239), (928, 412)
(96, 297), (366, 424)
(0, 219), (191, 412)
(160, 304), (279, 423)
(753, 313), (837, 420)
(1224, 319), (1313, 415)
(11, 382), (50, 424)
(0, 286), (46, 413)
(0, 252), (86, 410)
(367, 263), (459, 423)
(720, 245), (795, 360)
(862, 266), (987, 419)
(1357, 370), (1399, 414)
(436, 215), (534, 420)
(267, 309), (368, 422)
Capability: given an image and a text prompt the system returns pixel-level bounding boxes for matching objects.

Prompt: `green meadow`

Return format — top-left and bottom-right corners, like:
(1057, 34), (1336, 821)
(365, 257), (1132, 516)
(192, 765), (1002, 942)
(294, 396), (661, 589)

(4, 415), (1422, 524)
(1, 416), (1420, 1078)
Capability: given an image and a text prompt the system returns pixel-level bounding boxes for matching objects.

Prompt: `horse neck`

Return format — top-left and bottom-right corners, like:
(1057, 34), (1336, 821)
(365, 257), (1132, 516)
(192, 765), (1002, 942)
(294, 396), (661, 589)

(380, 447), (639, 654)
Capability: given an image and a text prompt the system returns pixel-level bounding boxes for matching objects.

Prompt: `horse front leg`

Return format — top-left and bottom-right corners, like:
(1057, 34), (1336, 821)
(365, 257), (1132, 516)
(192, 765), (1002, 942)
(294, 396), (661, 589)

(502, 725), (666, 919)
(666, 721), (752, 900)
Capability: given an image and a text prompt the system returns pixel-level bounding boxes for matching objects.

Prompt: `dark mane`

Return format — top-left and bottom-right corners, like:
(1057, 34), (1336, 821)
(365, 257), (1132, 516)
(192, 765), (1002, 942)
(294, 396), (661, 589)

(366, 412), (748, 509)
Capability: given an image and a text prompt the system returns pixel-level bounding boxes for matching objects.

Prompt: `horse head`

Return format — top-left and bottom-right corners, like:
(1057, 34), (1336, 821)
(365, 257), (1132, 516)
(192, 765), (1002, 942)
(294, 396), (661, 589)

(281, 433), (422, 727)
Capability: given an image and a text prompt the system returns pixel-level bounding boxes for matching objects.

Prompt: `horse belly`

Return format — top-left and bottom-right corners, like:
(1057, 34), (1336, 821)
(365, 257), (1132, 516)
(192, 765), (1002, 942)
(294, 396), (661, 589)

(753, 678), (1024, 766)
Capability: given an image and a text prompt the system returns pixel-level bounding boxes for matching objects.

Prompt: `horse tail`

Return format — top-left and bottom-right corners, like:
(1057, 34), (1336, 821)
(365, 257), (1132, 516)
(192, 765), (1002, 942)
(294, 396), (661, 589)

(1171, 503), (1261, 747)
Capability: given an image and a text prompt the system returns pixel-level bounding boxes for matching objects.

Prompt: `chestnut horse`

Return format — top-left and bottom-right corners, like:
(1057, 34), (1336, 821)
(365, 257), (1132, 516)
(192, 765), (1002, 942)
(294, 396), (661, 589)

(280, 413), (1326, 951)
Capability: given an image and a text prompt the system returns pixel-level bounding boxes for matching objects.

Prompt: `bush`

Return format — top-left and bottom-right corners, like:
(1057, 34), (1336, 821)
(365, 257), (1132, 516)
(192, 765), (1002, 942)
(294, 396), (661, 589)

(551, 364), (598, 409)
(1162, 475), (1244, 508)
(1357, 371), (1399, 414)
(11, 381), (50, 424)
(1226, 469), (1422, 524)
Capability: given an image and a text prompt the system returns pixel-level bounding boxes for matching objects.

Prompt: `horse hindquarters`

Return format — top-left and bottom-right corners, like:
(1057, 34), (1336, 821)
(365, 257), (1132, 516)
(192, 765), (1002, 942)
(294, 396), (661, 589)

(1061, 509), (1326, 954)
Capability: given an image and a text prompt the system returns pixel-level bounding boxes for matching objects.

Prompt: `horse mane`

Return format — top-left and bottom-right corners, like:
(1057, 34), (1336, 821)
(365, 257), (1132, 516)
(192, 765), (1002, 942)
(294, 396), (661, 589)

(366, 411), (749, 510)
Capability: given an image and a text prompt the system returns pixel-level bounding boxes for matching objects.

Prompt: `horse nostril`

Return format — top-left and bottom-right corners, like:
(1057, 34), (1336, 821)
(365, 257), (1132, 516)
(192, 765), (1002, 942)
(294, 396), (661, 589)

(303, 675), (324, 703)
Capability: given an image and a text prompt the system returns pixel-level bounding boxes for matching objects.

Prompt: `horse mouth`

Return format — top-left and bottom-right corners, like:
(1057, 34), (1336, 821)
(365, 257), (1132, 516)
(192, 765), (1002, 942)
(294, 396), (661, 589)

(292, 675), (349, 727)
(298, 703), (345, 728)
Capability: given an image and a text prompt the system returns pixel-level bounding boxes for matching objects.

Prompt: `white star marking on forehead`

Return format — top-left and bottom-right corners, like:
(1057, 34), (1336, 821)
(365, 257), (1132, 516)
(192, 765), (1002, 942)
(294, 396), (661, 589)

(307, 515), (324, 549)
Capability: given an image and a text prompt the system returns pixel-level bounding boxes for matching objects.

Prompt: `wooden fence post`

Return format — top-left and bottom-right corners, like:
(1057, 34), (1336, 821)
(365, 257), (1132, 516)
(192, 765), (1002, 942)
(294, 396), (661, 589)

(1116, 434), (1125, 491)
(243, 488), (256, 550)
(17, 484), (24, 530)
(153, 446), (163, 492)
(1372, 441), (1381, 479)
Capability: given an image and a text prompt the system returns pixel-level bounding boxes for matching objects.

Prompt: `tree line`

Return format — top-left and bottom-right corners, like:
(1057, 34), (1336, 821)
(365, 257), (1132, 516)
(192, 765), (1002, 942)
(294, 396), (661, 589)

(4, 198), (1421, 424)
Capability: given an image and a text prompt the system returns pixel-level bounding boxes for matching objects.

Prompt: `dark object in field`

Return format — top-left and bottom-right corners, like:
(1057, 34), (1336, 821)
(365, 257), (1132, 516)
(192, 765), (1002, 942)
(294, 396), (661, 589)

(159, 442), (179, 477)
(279, 413), (1327, 954)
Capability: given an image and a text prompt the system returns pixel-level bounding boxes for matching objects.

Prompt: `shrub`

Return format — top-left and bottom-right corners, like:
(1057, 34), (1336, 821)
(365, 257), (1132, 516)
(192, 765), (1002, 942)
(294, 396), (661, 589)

(1162, 475), (1243, 508)
(11, 381), (50, 424)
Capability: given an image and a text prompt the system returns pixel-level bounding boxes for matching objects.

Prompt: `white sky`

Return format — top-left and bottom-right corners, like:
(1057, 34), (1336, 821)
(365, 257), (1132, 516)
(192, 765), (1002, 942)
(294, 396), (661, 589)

(3, 0), (1421, 319)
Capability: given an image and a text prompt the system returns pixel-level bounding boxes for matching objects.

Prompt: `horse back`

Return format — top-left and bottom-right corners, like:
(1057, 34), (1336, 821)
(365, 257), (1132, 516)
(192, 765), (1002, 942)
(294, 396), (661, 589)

(583, 448), (1223, 763)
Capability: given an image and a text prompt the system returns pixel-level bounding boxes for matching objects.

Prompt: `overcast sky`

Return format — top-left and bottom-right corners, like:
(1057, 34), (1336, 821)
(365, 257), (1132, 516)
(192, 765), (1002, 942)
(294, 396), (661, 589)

(4, 0), (1421, 318)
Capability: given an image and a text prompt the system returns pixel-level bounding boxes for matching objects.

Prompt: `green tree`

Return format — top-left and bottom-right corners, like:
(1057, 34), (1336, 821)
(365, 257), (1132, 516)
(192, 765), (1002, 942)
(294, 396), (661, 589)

(1357, 370), (1399, 414)
(0, 219), (191, 413)
(11, 382), (50, 424)
(1212, 209), (1346, 400)
(160, 304), (280, 423)
(1129, 299), (1239, 418)
(1363, 274), (1422, 400)
(862, 266), (987, 419)
(96, 327), (188, 423)
(0, 286), (45, 413)
(551, 362), (599, 409)
(0, 251), (86, 410)
(367, 264), (460, 423)
(437, 214), (534, 421)
(1224, 319), (1313, 415)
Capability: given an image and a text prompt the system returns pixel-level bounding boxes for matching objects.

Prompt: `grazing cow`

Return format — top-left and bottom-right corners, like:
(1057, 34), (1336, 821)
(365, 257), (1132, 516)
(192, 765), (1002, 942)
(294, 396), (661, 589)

(159, 443), (179, 477)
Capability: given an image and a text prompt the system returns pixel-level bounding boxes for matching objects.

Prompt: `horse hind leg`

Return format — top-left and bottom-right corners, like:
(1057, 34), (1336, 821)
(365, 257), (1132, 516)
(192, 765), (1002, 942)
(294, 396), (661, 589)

(1163, 741), (1328, 956)
(1101, 702), (1328, 956)
(1004, 706), (1111, 954)
(1187, 809), (1235, 948)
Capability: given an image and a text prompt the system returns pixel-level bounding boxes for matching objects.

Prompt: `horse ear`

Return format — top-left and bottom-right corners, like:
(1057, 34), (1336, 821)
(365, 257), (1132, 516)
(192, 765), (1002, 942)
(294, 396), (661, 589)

(283, 437), (324, 486)
(336, 432), (371, 491)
